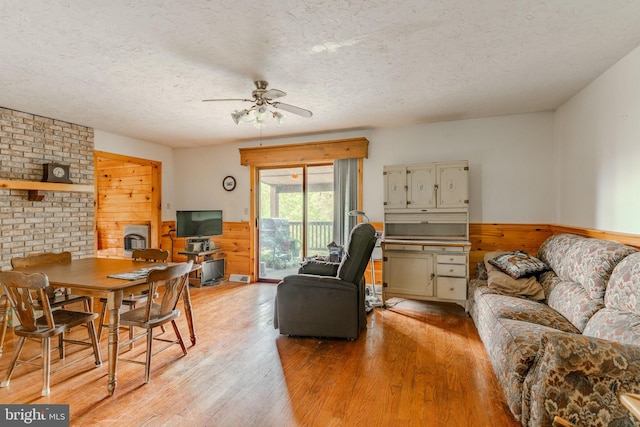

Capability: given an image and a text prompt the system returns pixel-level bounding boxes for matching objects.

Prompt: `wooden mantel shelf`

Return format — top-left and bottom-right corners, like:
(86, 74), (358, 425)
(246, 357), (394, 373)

(0, 179), (94, 200)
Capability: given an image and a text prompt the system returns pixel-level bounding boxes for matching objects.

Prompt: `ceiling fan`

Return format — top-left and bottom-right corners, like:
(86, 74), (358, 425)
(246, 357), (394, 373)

(203, 80), (313, 125)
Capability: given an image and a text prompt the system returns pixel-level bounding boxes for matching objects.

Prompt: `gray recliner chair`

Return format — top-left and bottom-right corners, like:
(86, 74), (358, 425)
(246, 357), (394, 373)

(273, 223), (377, 339)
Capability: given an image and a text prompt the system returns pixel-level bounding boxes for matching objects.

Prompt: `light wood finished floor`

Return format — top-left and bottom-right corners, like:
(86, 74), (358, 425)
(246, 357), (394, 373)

(0, 282), (519, 426)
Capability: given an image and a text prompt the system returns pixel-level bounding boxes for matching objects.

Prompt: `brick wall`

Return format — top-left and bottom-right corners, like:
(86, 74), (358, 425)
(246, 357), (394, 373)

(0, 107), (94, 270)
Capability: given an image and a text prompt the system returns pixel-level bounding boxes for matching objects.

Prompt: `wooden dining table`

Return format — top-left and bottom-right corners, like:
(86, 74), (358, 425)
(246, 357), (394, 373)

(12, 257), (198, 395)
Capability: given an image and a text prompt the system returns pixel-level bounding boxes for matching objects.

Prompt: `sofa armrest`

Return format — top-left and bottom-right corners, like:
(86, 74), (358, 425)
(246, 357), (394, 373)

(297, 260), (340, 276)
(522, 331), (640, 426)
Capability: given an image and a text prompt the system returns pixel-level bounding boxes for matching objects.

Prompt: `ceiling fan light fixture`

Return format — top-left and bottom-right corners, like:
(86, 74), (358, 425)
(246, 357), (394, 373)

(273, 111), (285, 125)
(206, 81), (311, 127)
(255, 105), (270, 121)
(231, 110), (247, 125)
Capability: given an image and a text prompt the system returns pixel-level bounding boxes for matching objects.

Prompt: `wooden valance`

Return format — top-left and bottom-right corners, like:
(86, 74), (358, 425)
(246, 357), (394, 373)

(239, 137), (369, 166)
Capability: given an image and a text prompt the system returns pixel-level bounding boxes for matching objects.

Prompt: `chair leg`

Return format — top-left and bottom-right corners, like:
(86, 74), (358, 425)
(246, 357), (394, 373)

(1, 336), (26, 388)
(144, 328), (153, 384)
(58, 334), (65, 359)
(86, 319), (102, 366)
(83, 297), (92, 313)
(97, 300), (108, 341)
(0, 296), (9, 357)
(42, 337), (51, 396)
(171, 320), (188, 355)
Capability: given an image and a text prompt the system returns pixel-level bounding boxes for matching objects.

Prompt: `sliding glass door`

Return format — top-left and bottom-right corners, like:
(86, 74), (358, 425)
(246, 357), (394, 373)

(257, 164), (333, 282)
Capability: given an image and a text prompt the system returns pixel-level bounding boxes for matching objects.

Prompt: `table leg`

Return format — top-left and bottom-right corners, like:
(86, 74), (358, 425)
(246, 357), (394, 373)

(182, 284), (197, 346)
(106, 290), (123, 395)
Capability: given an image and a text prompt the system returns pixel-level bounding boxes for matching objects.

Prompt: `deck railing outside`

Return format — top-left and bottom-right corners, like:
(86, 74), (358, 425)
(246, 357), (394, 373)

(288, 221), (332, 254)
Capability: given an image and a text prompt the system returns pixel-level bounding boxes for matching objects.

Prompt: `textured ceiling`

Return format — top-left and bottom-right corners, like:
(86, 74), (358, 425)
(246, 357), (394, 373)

(2, 1), (640, 148)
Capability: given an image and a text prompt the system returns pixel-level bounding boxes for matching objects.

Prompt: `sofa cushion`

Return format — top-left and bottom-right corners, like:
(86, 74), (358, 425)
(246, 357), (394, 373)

(537, 234), (637, 302)
(604, 252), (640, 315)
(583, 309), (640, 345)
(545, 278), (603, 332)
(476, 290), (579, 334)
(583, 252), (640, 345)
(488, 250), (548, 279)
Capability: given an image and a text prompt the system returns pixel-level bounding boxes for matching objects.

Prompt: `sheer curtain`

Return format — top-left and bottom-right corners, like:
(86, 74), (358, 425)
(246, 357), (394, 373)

(333, 158), (358, 246)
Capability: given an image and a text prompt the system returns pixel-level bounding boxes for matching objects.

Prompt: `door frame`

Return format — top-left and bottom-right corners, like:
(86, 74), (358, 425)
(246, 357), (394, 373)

(240, 138), (369, 282)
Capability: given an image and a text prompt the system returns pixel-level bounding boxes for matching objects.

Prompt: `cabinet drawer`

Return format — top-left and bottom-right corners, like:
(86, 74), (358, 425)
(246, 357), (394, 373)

(384, 244), (423, 251)
(423, 245), (465, 252)
(437, 277), (467, 300)
(436, 254), (466, 264)
(436, 263), (466, 277)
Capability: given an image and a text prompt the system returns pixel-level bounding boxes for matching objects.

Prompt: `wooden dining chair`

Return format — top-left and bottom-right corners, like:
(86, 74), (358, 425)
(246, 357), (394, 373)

(1, 252), (92, 358)
(0, 271), (102, 396)
(10, 252), (91, 312)
(118, 261), (192, 383)
(97, 248), (170, 342)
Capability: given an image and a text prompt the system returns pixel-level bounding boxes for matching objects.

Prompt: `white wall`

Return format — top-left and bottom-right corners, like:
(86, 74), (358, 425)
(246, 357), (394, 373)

(172, 129), (368, 223)
(364, 113), (554, 223)
(554, 44), (640, 234)
(94, 130), (175, 220)
(172, 112), (555, 224)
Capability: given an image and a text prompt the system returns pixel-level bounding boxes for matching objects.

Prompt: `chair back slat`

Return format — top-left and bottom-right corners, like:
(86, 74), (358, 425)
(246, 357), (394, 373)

(11, 252), (72, 300)
(11, 252), (72, 269)
(0, 271), (54, 332)
(132, 249), (169, 262)
(144, 262), (192, 322)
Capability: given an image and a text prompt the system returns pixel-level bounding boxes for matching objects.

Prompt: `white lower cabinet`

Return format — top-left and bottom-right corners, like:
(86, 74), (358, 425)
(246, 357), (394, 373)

(382, 242), (470, 309)
(383, 250), (434, 298)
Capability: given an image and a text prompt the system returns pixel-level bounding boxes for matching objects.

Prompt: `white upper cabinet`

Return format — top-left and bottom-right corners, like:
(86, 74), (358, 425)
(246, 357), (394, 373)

(384, 161), (468, 210)
(436, 162), (469, 208)
(383, 165), (407, 209)
(407, 164), (436, 208)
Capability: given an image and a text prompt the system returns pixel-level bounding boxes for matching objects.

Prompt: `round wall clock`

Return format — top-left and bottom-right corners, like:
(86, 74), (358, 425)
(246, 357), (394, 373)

(222, 175), (236, 191)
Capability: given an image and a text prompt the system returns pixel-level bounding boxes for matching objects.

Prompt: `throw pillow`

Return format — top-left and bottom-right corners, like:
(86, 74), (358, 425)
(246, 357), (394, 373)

(487, 270), (545, 300)
(488, 250), (548, 279)
(484, 250), (508, 273)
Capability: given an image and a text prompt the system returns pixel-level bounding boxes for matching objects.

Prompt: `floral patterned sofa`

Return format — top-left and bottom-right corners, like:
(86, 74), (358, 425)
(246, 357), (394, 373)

(468, 233), (640, 426)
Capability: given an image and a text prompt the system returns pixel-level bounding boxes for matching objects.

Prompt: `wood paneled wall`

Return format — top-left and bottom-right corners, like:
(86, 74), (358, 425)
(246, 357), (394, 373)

(469, 223), (553, 277)
(161, 221), (251, 277)
(94, 152), (161, 257)
(468, 223), (640, 277)
(160, 219), (639, 281)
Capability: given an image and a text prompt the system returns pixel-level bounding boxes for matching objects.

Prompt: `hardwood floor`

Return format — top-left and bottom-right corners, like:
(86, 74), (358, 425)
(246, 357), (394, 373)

(0, 282), (519, 426)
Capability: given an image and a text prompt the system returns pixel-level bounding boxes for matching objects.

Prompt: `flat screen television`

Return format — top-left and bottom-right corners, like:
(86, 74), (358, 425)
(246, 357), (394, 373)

(176, 210), (223, 238)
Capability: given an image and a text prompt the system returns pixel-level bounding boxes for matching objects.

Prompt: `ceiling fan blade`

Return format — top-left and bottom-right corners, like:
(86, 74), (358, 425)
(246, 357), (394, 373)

(272, 102), (313, 118)
(202, 98), (252, 102)
(263, 89), (286, 100)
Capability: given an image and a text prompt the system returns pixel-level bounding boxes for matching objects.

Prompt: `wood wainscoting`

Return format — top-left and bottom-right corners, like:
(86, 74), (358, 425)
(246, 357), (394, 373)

(469, 223), (640, 278)
(469, 223), (554, 278)
(161, 221), (251, 278)
(160, 220), (640, 281)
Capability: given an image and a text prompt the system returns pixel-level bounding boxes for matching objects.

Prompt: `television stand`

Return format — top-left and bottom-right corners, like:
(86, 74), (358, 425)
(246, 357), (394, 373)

(177, 248), (225, 287)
